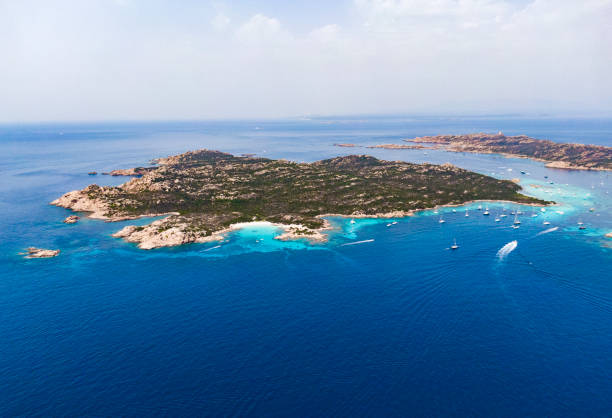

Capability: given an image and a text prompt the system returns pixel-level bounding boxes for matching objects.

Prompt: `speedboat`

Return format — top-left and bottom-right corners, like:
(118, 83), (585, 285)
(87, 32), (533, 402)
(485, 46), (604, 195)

(543, 221), (551, 225)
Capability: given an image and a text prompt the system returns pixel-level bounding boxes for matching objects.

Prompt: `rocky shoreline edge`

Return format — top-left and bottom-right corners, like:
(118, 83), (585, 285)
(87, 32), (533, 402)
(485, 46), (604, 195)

(51, 192), (552, 250)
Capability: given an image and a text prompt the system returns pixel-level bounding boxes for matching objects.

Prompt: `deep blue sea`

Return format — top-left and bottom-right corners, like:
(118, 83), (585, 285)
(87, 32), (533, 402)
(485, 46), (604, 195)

(1, 116), (611, 416)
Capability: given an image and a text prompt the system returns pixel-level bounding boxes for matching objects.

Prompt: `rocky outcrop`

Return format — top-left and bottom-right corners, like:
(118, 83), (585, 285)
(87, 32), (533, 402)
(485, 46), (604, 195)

(51, 185), (110, 219)
(102, 167), (153, 176)
(605, 232), (612, 239)
(63, 215), (80, 224)
(274, 220), (332, 244)
(21, 247), (60, 258)
(334, 143), (358, 147)
(112, 217), (225, 250)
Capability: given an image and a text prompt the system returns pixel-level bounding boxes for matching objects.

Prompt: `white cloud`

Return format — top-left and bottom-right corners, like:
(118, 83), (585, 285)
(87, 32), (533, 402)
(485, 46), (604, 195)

(0, 0), (610, 121)
(211, 13), (230, 32)
(235, 14), (291, 44)
(309, 24), (341, 43)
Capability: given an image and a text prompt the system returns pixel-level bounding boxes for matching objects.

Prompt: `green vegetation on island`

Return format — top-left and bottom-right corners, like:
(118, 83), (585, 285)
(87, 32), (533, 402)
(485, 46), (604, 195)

(406, 133), (612, 170)
(53, 150), (547, 248)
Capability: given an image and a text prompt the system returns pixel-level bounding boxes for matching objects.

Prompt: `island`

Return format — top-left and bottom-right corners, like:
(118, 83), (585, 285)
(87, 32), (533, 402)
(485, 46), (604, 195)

(52, 150), (547, 249)
(21, 248), (60, 258)
(366, 144), (427, 150)
(63, 215), (80, 224)
(404, 133), (612, 171)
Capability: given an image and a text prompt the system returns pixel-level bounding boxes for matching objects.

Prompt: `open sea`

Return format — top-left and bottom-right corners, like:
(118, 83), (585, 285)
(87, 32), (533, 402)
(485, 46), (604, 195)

(1, 116), (611, 416)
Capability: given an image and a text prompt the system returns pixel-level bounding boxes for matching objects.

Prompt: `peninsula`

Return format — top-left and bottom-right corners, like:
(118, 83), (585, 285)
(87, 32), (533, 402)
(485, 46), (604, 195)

(405, 133), (612, 170)
(52, 150), (546, 249)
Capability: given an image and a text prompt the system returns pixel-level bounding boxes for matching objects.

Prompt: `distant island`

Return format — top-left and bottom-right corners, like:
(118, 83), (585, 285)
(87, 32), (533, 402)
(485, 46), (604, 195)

(52, 150), (547, 249)
(366, 144), (427, 150)
(405, 133), (612, 170)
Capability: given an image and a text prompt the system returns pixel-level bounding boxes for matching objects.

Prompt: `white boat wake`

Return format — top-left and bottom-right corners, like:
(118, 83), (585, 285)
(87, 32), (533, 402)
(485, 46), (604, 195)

(340, 239), (374, 246)
(497, 240), (518, 260)
(202, 245), (222, 252)
(536, 226), (558, 237)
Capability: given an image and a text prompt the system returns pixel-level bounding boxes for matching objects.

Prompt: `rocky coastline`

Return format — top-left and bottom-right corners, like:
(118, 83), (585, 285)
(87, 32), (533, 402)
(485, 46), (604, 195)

(404, 133), (612, 171)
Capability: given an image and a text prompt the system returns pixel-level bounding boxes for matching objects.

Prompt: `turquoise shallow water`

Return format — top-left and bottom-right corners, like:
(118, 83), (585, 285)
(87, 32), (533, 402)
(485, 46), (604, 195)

(1, 117), (611, 416)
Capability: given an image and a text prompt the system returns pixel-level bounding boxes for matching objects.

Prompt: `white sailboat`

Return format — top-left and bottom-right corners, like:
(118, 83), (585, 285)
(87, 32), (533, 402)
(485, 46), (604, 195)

(465, 209), (469, 217)
(513, 214), (521, 225)
(439, 216), (445, 224)
(483, 206), (490, 216)
(450, 238), (459, 250)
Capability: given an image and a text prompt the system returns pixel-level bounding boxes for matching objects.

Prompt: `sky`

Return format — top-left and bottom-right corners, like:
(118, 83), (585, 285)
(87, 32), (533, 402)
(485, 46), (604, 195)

(1, 0), (611, 122)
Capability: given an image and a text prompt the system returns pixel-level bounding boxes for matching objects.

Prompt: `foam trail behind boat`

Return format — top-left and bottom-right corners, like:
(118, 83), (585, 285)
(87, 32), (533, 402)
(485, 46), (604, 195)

(536, 227), (559, 237)
(340, 239), (374, 247)
(497, 240), (518, 260)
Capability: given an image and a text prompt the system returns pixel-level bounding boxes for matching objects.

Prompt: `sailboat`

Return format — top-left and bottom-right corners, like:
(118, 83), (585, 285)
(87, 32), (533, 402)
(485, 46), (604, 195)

(465, 209), (469, 217)
(450, 238), (459, 250)
(483, 206), (490, 216)
(495, 214), (500, 222)
(439, 216), (445, 224)
(477, 205), (482, 211)
(513, 214), (521, 225)
(578, 220), (586, 230)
